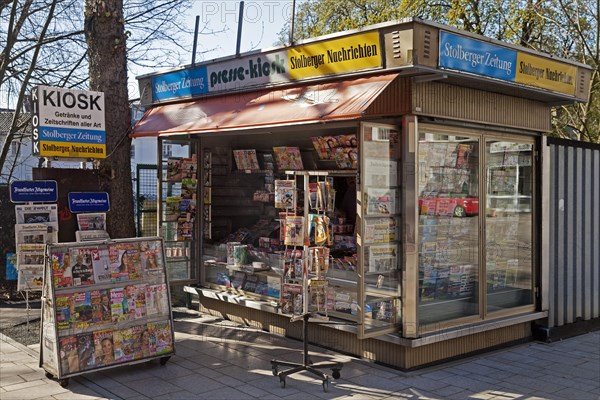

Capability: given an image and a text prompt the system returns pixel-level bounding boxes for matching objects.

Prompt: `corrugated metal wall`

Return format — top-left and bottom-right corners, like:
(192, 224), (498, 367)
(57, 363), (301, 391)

(548, 137), (600, 327)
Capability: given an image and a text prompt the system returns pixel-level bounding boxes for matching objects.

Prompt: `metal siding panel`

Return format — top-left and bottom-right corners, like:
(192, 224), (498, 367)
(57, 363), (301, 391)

(548, 145), (559, 326)
(566, 146), (574, 323)
(590, 150), (600, 318)
(556, 145), (565, 326)
(575, 147), (583, 320)
(583, 149), (592, 320)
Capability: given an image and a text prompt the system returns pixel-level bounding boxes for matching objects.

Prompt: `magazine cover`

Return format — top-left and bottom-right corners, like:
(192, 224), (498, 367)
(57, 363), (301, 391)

(15, 222), (58, 244)
(364, 158), (397, 187)
(73, 291), (93, 328)
(17, 267), (44, 291)
(125, 284), (145, 320)
(76, 332), (96, 371)
(16, 243), (45, 269)
(284, 216), (305, 246)
(91, 289), (112, 324)
(274, 180), (295, 209)
(181, 155), (197, 179)
(281, 283), (303, 315)
(15, 204), (58, 225)
(110, 287), (128, 322)
(55, 293), (73, 330)
(76, 230), (110, 242)
(242, 274), (259, 292)
(308, 247), (330, 274)
(140, 240), (164, 272)
(59, 335), (80, 375)
(69, 247), (96, 286)
(108, 242), (142, 282)
(145, 283), (169, 316)
(77, 213), (106, 231)
(113, 327), (135, 362)
(181, 178), (197, 200)
(231, 271), (246, 289)
(333, 147), (358, 169)
(93, 329), (115, 367)
(90, 246), (111, 284)
(166, 157), (183, 181)
(367, 244), (398, 273)
(233, 149), (260, 170)
(283, 249), (304, 280)
(14, 223), (48, 245)
(308, 278), (328, 314)
(364, 217), (397, 243)
(148, 320), (173, 355)
(366, 188), (397, 215)
(50, 251), (73, 288)
(165, 196), (181, 222)
(273, 146), (304, 170)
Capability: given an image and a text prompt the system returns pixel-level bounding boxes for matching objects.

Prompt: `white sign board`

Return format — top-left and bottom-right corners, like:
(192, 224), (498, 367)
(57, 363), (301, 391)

(32, 85), (106, 159)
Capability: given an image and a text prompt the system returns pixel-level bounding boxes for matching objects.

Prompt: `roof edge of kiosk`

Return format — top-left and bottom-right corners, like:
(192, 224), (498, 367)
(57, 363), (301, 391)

(131, 73), (401, 138)
(133, 17), (592, 119)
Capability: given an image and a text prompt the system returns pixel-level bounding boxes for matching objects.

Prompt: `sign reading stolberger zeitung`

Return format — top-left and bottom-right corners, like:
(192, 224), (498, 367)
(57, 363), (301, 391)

(32, 86), (106, 159)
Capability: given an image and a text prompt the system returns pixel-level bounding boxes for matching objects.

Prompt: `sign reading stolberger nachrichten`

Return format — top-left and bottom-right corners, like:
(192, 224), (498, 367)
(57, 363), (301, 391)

(32, 86), (106, 159)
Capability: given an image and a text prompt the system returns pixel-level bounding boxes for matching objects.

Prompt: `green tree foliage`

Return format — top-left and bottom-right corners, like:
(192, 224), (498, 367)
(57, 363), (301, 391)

(282, 0), (599, 143)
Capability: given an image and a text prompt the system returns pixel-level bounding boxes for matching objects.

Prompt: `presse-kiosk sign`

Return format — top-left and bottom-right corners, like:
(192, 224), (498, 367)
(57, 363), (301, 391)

(31, 86), (106, 159)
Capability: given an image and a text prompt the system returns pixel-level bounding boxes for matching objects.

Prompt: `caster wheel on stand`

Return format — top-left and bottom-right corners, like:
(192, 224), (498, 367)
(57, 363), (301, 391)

(59, 378), (69, 388)
(160, 356), (171, 366)
(44, 371), (54, 379)
(332, 369), (341, 379)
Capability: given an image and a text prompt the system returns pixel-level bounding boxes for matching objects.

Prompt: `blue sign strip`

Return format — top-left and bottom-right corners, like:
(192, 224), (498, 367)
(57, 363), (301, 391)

(439, 31), (517, 81)
(152, 67), (209, 102)
(10, 180), (58, 203)
(39, 126), (105, 144)
(68, 192), (110, 213)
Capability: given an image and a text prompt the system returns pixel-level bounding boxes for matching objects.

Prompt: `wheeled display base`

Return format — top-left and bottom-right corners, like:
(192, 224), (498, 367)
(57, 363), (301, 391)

(271, 314), (343, 392)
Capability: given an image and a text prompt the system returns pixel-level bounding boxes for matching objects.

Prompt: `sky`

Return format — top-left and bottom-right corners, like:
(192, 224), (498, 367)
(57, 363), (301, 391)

(128, 0), (293, 100)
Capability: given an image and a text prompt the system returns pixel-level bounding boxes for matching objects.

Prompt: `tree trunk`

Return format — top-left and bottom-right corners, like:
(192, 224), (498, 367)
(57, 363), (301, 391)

(84, 0), (135, 238)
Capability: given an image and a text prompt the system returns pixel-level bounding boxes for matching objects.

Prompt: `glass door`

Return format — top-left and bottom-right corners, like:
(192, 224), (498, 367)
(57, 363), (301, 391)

(417, 132), (480, 327)
(157, 137), (198, 282)
(485, 140), (534, 313)
(358, 122), (402, 338)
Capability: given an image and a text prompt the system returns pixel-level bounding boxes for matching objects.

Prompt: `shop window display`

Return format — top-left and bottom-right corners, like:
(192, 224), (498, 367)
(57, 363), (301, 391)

(200, 132), (363, 322)
(417, 130), (535, 326)
(417, 134), (480, 324)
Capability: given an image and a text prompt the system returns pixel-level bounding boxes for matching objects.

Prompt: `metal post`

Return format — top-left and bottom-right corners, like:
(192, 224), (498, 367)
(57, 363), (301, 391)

(192, 16), (200, 64)
(235, 1), (245, 56)
(289, 0), (296, 45)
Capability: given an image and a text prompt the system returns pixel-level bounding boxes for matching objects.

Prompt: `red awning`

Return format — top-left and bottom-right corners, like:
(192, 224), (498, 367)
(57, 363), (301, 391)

(131, 73), (400, 137)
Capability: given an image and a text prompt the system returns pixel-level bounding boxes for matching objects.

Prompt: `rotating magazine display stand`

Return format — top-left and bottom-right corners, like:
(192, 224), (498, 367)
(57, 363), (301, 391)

(39, 237), (175, 387)
(270, 171), (343, 392)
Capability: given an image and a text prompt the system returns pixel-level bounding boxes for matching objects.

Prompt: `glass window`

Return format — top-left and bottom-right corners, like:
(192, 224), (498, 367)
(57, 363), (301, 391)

(359, 123), (401, 337)
(485, 140), (534, 311)
(417, 133), (480, 325)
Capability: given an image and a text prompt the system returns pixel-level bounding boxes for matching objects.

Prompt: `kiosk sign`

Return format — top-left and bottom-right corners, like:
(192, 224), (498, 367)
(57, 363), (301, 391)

(439, 31), (577, 96)
(10, 180), (58, 203)
(68, 192), (110, 213)
(31, 86), (106, 159)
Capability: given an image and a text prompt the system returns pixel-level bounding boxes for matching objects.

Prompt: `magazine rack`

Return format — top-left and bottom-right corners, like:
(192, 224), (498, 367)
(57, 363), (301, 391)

(270, 313), (343, 392)
(271, 171), (343, 392)
(39, 237), (175, 387)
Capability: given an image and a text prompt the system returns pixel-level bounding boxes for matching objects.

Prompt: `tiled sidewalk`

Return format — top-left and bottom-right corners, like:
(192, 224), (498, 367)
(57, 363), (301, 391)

(1, 312), (599, 400)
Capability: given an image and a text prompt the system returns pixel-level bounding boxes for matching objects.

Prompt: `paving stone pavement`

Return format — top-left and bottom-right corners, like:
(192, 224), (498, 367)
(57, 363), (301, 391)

(1, 309), (598, 400)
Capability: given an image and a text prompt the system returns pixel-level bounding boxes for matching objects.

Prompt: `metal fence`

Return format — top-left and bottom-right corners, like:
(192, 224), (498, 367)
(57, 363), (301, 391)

(547, 137), (600, 328)
(136, 164), (158, 237)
